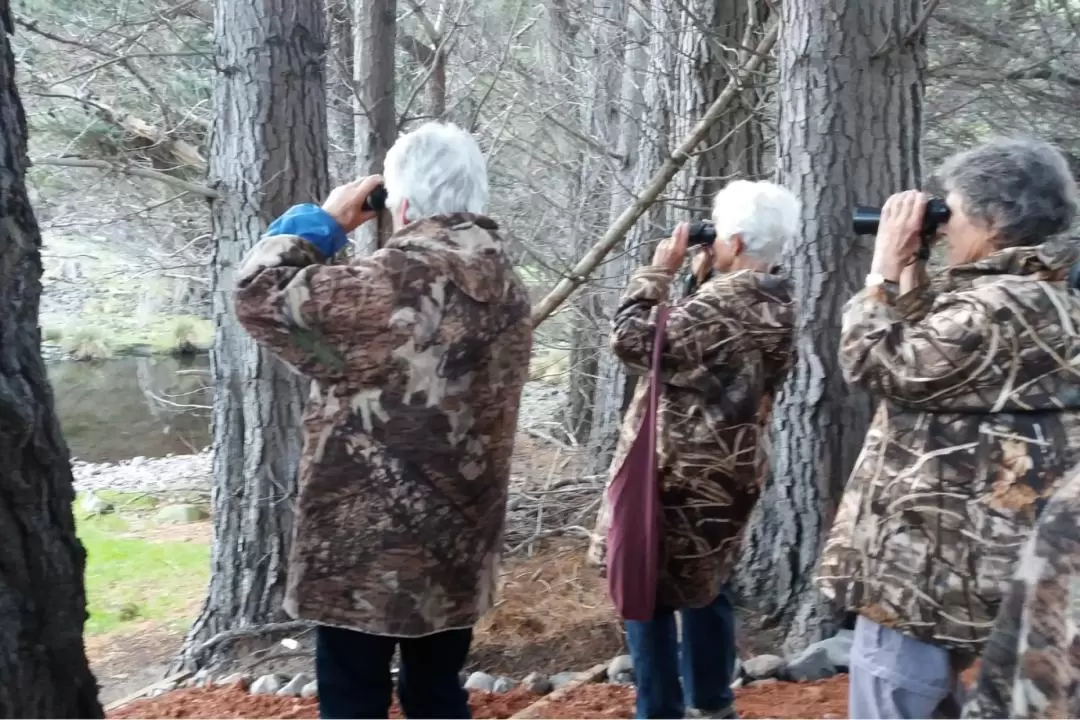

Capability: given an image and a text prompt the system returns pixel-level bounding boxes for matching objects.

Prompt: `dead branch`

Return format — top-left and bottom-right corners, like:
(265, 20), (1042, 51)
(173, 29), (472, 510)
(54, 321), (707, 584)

(32, 157), (217, 198)
(189, 620), (313, 658)
(529, 18), (779, 327)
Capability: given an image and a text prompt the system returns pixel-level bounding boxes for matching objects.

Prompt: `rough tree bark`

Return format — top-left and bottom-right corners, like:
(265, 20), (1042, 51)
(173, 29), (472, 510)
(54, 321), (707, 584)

(734, 0), (926, 654)
(0, 4), (102, 716)
(353, 0), (397, 251)
(177, 0), (330, 672)
(327, 0), (356, 186)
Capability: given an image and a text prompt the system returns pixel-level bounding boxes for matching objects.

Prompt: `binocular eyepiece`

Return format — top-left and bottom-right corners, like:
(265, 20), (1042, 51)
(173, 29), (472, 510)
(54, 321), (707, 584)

(852, 197), (951, 259)
(362, 185), (388, 212)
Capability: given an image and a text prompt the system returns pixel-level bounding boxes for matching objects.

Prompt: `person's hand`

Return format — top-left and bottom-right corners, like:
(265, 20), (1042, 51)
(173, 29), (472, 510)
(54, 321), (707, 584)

(872, 190), (928, 281)
(321, 175), (384, 233)
(691, 246), (713, 284)
(652, 222), (689, 273)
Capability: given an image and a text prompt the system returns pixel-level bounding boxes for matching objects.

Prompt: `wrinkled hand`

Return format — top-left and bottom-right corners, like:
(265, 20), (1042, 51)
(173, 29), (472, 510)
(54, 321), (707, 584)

(872, 189), (928, 281)
(321, 175), (383, 233)
(652, 222), (689, 273)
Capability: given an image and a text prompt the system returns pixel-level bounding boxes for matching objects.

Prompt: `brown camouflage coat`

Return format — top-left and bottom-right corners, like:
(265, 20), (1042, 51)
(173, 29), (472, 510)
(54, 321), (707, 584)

(234, 213), (532, 637)
(586, 265), (796, 609)
(962, 465), (1080, 719)
(817, 244), (1080, 663)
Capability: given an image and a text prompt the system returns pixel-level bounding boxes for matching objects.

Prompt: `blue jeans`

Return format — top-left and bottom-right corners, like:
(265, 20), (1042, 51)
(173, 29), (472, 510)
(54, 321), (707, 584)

(315, 624), (472, 719)
(625, 586), (738, 719)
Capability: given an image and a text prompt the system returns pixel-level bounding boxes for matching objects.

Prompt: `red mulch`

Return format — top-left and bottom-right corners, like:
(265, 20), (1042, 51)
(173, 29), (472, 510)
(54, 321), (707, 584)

(110, 666), (980, 719)
(108, 683), (539, 719)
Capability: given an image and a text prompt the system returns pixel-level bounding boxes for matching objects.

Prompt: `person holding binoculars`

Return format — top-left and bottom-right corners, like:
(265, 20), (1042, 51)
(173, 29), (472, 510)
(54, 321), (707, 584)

(232, 121), (532, 719)
(587, 179), (799, 719)
(815, 137), (1080, 719)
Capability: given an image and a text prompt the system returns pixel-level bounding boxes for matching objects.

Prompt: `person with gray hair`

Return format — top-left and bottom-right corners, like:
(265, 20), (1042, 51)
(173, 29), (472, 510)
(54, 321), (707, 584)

(587, 179), (799, 719)
(816, 136), (1080, 719)
(232, 121), (533, 719)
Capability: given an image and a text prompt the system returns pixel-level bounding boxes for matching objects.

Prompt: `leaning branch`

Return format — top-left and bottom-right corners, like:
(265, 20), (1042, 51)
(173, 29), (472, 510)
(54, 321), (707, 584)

(32, 157), (218, 198)
(529, 19), (779, 327)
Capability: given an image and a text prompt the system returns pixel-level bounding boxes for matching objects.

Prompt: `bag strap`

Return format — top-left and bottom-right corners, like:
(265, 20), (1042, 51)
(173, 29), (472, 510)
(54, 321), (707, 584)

(646, 305), (670, 447)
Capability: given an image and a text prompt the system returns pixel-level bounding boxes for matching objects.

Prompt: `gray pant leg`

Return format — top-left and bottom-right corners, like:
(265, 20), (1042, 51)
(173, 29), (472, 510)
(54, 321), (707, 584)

(848, 616), (960, 719)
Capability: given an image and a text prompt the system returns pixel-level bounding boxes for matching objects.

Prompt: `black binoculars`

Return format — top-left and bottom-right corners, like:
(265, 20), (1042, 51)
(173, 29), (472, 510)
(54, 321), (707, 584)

(852, 198), (951, 260)
(362, 185), (388, 212)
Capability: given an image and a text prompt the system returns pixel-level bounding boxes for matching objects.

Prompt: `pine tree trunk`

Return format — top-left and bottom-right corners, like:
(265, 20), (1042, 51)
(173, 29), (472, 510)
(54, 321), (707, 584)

(352, 0), (397, 251)
(0, 4), (102, 715)
(733, 0), (926, 654)
(177, 0), (329, 672)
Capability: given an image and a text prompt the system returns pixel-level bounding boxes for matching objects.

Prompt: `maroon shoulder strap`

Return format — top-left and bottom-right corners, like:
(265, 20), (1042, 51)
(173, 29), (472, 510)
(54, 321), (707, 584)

(646, 306), (670, 448)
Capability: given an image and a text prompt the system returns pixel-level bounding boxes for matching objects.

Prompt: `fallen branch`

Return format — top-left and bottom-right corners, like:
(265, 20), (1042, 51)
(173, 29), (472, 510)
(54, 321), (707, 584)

(31, 157), (217, 198)
(529, 18), (779, 327)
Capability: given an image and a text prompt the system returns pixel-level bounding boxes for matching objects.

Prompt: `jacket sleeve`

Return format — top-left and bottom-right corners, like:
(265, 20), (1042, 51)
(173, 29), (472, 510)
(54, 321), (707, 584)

(839, 286), (998, 410)
(233, 205), (404, 383)
(610, 266), (742, 391)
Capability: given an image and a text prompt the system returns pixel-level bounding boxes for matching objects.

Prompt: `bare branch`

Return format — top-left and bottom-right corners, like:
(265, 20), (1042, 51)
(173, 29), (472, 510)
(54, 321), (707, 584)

(529, 18), (779, 327)
(32, 157), (217, 198)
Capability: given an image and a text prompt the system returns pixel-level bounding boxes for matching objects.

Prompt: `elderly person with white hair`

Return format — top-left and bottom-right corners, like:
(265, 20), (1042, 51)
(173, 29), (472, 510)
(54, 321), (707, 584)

(587, 180), (799, 720)
(816, 137), (1080, 719)
(233, 121), (533, 719)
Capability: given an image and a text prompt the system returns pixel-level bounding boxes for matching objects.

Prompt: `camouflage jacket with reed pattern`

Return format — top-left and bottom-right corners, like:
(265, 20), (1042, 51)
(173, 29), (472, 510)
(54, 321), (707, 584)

(817, 244), (1080, 663)
(962, 465), (1080, 719)
(586, 264), (796, 609)
(234, 212), (532, 637)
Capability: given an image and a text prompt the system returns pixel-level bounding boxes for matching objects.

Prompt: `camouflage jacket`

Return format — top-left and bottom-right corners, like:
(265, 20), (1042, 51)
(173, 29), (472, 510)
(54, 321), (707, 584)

(586, 265), (795, 608)
(234, 211), (532, 637)
(962, 466), (1080, 719)
(817, 244), (1080, 662)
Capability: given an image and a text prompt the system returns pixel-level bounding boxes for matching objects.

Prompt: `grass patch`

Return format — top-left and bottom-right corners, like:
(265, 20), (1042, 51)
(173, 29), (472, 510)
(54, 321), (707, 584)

(77, 492), (210, 636)
(60, 326), (113, 361)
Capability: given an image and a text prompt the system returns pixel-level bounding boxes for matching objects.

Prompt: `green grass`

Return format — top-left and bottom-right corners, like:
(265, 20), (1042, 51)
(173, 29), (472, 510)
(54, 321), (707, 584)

(76, 492), (210, 635)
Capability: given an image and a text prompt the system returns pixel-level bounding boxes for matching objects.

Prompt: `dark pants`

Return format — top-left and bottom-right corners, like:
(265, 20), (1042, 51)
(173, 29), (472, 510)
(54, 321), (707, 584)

(315, 624), (472, 719)
(625, 586), (738, 719)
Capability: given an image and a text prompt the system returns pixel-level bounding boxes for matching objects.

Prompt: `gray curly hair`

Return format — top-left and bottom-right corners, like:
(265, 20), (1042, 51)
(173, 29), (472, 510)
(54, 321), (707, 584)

(938, 137), (1078, 247)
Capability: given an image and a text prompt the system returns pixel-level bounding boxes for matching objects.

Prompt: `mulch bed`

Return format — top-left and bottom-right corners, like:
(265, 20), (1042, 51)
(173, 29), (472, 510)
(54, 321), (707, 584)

(109, 684), (540, 719)
(108, 676), (850, 719)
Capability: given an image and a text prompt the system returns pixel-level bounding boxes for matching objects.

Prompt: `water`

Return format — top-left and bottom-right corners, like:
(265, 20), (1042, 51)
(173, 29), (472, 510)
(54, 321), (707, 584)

(47, 355), (213, 464)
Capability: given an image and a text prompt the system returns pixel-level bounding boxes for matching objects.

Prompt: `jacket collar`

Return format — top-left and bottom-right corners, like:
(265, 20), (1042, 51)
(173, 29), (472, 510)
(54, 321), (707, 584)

(939, 243), (1077, 291)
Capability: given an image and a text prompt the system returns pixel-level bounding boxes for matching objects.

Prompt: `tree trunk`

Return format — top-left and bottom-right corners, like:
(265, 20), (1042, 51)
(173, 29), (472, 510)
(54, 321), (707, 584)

(588, 0), (654, 471)
(177, 0), (329, 672)
(565, 0), (626, 445)
(327, 0), (356, 186)
(0, 4), (102, 716)
(353, 0), (397, 251)
(733, 0), (926, 654)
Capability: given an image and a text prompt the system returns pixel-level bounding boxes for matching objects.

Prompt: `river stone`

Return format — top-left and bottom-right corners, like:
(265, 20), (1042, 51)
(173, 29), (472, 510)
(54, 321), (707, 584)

(277, 673), (312, 697)
(818, 629), (853, 670)
(493, 677), (516, 693)
(607, 654), (633, 680)
(250, 674), (285, 695)
(522, 672), (553, 695)
(155, 503), (209, 525)
(300, 680), (318, 698)
(784, 646), (835, 682)
(215, 673), (251, 690)
(611, 671), (634, 686)
(550, 671), (578, 690)
(742, 654), (785, 680)
(464, 672), (496, 692)
(81, 492), (114, 516)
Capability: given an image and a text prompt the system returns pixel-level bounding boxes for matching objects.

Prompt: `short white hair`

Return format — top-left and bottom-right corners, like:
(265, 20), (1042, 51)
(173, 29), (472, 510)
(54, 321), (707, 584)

(710, 180), (800, 263)
(383, 122), (489, 222)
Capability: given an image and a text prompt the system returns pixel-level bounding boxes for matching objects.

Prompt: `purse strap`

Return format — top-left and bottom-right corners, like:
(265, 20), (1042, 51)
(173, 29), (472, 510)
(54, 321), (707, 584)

(646, 305), (670, 450)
